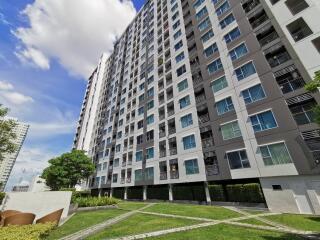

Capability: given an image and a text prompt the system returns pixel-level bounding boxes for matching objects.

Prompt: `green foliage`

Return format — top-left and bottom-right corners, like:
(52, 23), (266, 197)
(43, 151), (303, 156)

(173, 184), (206, 201)
(41, 150), (95, 190)
(226, 183), (264, 203)
(73, 196), (118, 207)
(59, 188), (91, 203)
(0, 192), (5, 204)
(305, 71), (320, 125)
(0, 104), (17, 162)
(0, 222), (55, 240)
(127, 187), (143, 200)
(147, 186), (169, 200)
(113, 188), (125, 199)
(208, 185), (225, 201)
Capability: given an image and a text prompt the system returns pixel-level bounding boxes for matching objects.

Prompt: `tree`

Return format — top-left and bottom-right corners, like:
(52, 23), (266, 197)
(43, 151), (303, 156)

(0, 104), (17, 162)
(305, 71), (320, 125)
(41, 150), (95, 190)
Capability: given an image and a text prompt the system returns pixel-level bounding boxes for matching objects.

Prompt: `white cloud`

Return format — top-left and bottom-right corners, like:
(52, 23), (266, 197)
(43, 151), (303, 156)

(0, 81), (14, 91)
(13, 0), (136, 78)
(2, 91), (34, 105)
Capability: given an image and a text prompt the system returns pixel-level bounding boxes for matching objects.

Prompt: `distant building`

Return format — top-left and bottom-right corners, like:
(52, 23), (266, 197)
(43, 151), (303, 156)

(0, 118), (29, 191)
(28, 175), (50, 192)
(12, 185), (29, 192)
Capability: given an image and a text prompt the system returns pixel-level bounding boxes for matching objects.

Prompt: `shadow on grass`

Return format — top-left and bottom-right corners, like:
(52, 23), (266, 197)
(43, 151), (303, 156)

(307, 216), (320, 223)
(262, 233), (319, 240)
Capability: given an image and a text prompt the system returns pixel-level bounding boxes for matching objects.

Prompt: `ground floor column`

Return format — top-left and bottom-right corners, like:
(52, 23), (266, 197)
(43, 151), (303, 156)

(110, 188), (113, 198)
(124, 187), (128, 200)
(168, 184), (173, 201)
(204, 181), (211, 204)
(143, 185), (147, 201)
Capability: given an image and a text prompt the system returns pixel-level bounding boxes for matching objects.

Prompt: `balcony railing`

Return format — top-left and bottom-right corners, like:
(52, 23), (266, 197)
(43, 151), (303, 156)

(278, 77), (305, 94)
(202, 138), (214, 148)
(169, 148), (177, 155)
(160, 151), (166, 158)
(250, 14), (268, 29)
(120, 178), (125, 184)
(167, 110), (175, 117)
(127, 161), (132, 166)
(170, 171), (179, 179)
(168, 128), (176, 135)
(268, 52), (291, 68)
(195, 94), (206, 104)
(243, 0), (260, 13)
(198, 113), (210, 124)
(258, 31), (278, 47)
(126, 178), (131, 183)
(160, 172), (167, 180)
(159, 131), (166, 138)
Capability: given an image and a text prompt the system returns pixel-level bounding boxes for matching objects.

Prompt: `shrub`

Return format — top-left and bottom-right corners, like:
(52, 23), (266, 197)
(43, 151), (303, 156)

(0, 223), (55, 240)
(0, 192), (5, 204)
(59, 188), (91, 203)
(226, 183), (264, 203)
(73, 196), (119, 207)
(127, 187), (143, 200)
(173, 184), (206, 201)
(208, 185), (225, 201)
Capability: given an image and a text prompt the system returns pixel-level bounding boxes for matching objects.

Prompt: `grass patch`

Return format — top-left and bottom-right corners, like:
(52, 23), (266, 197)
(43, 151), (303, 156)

(87, 213), (201, 239)
(45, 209), (126, 239)
(145, 203), (242, 220)
(241, 209), (268, 215)
(149, 223), (304, 240)
(263, 214), (320, 232)
(117, 200), (148, 210)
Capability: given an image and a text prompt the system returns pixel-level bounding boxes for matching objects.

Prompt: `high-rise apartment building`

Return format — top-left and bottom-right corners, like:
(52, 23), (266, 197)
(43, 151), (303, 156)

(0, 118), (29, 191)
(74, 0), (320, 214)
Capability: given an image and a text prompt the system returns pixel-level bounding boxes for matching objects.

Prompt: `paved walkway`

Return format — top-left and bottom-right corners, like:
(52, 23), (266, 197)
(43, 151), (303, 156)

(59, 203), (155, 240)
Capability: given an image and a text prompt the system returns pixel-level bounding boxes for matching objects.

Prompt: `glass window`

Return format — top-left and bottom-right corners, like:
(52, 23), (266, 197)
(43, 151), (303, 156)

(229, 43), (248, 61)
(135, 169), (143, 181)
(204, 43), (218, 58)
(174, 40), (183, 51)
(147, 100), (154, 110)
(146, 147), (154, 159)
(146, 114), (154, 124)
(221, 121), (242, 140)
(220, 13), (235, 29)
(147, 87), (154, 97)
(145, 167), (154, 180)
(177, 79), (188, 92)
(196, 6), (208, 20)
(242, 84), (266, 105)
(201, 30), (214, 43)
(224, 27), (241, 43)
(136, 151), (143, 161)
(198, 17), (211, 31)
(181, 113), (193, 128)
(260, 142), (292, 166)
(211, 76), (228, 93)
(183, 135), (196, 150)
(193, 0), (205, 9)
(179, 95), (191, 109)
(216, 1), (230, 16)
(173, 20), (180, 30)
(250, 110), (277, 132)
(185, 159), (199, 175)
(216, 97), (234, 115)
(175, 52), (185, 63)
(138, 106), (144, 115)
(290, 101), (316, 125)
(174, 30), (182, 40)
(227, 150), (251, 169)
(139, 94), (144, 102)
(112, 174), (118, 183)
(207, 58), (223, 75)
(235, 61), (256, 81)
(177, 65), (186, 77)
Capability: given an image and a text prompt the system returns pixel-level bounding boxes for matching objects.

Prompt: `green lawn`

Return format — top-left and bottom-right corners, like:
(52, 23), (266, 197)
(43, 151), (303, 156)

(46, 209), (126, 240)
(149, 224), (304, 240)
(237, 218), (271, 226)
(144, 203), (242, 220)
(117, 200), (148, 210)
(263, 214), (320, 232)
(86, 213), (201, 239)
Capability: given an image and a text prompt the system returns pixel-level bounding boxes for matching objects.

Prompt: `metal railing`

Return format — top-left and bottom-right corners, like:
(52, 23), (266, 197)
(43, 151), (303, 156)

(160, 172), (167, 180)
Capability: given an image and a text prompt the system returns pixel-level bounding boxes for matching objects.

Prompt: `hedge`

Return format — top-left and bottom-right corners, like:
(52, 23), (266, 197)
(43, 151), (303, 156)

(226, 183), (264, 203)
(0, 223), (55, 240)
(173, 184), (206, 201)
(113, 188), (125, 199)
(147, 185), (169, 200)
(73, 196), (118, 207)
(0, 192), (5, 204)
(127, 187), (143, 200)
(208, 185), (225, 201)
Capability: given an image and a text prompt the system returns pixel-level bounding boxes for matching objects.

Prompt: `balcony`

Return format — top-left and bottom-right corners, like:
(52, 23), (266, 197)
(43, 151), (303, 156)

(195, 87), (206, 104)
(265, 45), (291, 68)
(249, 10), (269, 29)
(204, 151), (219, 176)
(288, 97), (317, 125)
(169, 159), (179, 179)
(275, 67), (305, 94)
(198, 105), (210, 124)
(192, 72), (203, 85)
(126, 178), (132, 183)
(256, 26), (279, 47)
(120, 178), (125, 184)
(167, 103), (175, 117)
(242, 0), (260, 13)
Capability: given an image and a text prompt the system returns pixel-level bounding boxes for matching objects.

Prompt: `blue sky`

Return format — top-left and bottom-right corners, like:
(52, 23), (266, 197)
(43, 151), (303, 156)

(0, 0), (143, 190)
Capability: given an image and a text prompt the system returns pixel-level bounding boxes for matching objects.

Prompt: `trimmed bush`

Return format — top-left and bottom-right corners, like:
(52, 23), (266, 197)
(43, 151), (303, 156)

(113, 188), (125, 199)
(73, 196), (118, 207)
(0, 223), (55, 240)
(147, 185), (169, 200)
(0, 192), (5, 204)
(226, 183), (264, 203)
(173, 184), (206, 201)
(208, 185), (225, 201)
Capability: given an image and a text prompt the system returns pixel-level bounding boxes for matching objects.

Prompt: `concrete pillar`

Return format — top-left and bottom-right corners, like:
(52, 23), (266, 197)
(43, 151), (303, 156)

(98, 189), (102, 198)
(204, 182), (211, 204)
(110, 188), (113, 198)
(124, 187), (128, 200)
(143, 186), (147, 201)
(168, 184), (173, 201)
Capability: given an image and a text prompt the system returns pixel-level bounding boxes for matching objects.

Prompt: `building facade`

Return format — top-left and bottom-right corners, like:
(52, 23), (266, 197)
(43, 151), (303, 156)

(0, 118), (29, 191)
(74, 0), (320, 214)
